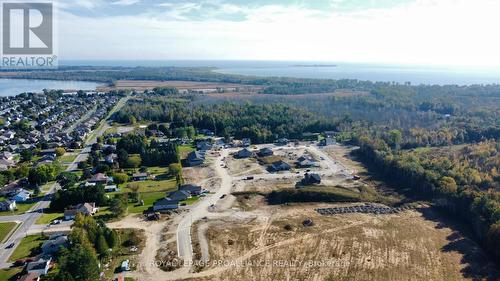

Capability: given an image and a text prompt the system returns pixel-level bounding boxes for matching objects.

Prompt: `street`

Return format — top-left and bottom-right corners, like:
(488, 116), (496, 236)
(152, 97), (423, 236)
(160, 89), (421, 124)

(0, 95), (129, 269)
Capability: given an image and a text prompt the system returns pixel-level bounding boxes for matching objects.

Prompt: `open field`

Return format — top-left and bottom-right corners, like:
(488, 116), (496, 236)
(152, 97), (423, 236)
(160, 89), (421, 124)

(0, 222), (18, 242)
(190, 203), (498, 281)
(35, 212), (64, 225)
(225, 156), (265, 176)
(122, 178), (177, 193)
(98, 80), (261, 93)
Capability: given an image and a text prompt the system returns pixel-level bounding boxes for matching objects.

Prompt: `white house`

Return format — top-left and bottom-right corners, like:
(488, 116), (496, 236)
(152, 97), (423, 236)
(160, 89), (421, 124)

(0, 200), (16, 211)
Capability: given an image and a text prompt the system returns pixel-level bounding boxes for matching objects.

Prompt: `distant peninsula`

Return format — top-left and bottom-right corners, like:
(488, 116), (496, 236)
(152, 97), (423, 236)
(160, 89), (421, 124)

(292, 64), (338, 67)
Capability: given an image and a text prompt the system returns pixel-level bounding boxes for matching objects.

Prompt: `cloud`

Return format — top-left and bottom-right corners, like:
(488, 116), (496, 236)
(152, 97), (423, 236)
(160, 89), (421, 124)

(55, 0), (500, 67)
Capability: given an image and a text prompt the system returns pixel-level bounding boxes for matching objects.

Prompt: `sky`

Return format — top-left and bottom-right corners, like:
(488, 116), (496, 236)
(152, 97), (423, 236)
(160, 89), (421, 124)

(46, 0), (500, 66)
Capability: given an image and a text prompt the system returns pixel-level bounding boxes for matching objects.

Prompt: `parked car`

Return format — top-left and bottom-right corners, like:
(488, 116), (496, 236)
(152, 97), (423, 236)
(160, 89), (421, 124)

(6, 243), (15, 249)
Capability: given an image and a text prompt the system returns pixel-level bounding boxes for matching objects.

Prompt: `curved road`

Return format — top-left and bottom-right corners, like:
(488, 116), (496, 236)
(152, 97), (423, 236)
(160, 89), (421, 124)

(175, 144), (345, 267)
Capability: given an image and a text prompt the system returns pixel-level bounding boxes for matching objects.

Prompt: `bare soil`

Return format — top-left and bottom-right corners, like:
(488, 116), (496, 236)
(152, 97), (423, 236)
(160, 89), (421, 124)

(188, 204), (499, 281)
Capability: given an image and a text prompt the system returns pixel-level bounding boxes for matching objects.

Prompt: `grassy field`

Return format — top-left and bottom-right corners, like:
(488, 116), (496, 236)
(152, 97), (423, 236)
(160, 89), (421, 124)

(40, 182), (55, 195)
(179, 144), (195, 159)
(35, 212), (64, 225)
(59, 153), (79, 164)
(0, 222), (18, 242)
(128, 191), (167, 213)
(8, 235), (46, 262)
(121, 178), (177, 193)
(0, 268), (22, 281)
(181, 196), (200, 206)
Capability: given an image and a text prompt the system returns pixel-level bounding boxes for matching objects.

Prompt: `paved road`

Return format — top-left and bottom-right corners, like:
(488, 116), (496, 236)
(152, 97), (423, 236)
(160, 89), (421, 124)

(0, 95), (130, 269)
(176, 149), (234, 264)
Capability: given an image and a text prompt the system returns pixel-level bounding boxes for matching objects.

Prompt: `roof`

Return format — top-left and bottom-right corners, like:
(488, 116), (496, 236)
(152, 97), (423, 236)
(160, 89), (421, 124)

(89, 173), (108, 182)
(27, 258), (50, 271)
(168, 190), (190, 199)
(18, 272), (39, 281)
(154, 198), (179, 206)
(132, 172), (148, 178)
(188, 151), (205, 161)
(64, 202), (96, 216)
(42, 236), (68, 250)
(0, 199), (15, 207)
(270, 160), (291, 171)
(236, 148), (253, 157)
(179, 184), (202, 192)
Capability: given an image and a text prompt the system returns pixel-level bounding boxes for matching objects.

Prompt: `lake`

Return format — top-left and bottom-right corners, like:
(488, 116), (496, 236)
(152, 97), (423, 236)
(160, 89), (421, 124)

(0, 79), (103, 97)
(62, 60), (500, 86)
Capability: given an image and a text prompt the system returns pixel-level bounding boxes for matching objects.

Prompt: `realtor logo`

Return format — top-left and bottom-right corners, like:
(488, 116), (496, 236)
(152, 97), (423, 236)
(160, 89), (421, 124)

(1, 1), (57, 68)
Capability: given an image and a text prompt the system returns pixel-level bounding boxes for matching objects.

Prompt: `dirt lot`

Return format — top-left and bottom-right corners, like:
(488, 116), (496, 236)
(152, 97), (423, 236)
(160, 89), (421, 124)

(225, 156), (265, 176)
(189, 203), (499, 281)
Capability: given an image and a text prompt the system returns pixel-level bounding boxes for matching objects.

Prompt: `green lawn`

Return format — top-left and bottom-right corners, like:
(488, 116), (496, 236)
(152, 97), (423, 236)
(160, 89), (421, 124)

(178, 144), (195, 159)
(35, 212), (64, 225)
(128, 191), (167, 213)
(59, 153), (78, 164)
(147, 166), (170, 176)
(0, 202), (36, 217)
(121, 178), (177, 193)
(0, 268), (22, 281)
(181, 196), (200, 206)
(0, 222), (18, 242)
(8, 235), (46, 262)
(40, 182), (55, 195)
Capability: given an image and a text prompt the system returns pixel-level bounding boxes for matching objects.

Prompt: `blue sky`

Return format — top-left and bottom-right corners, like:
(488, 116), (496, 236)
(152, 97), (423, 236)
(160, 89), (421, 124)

(50, 0), (500, 66)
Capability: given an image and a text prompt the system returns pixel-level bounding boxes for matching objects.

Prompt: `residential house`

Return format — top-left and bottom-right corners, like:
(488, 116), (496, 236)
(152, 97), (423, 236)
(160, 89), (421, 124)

(168, 190), (191, 201)
(319, 137), (335, 146)
(296, 156), (318, 168)
(187, 151), (205, 166)
(132, 173), (148, 181)
(0, 157), (15, 170)
(104, 153), (117, 164)
(41, 235), (68, 255)
(26, 258), (51, 276)
(199, 129), (214, 136)
(268, 160), (291, 172)
(275, 138), (289, 146)
(257, 148), (273, 157)
(64, 203), (98, 220)
(11, 189), (33, 202)
(179, 184), (202, 196)
(196, 141), (213, 151)
(0, 151), (13, 160)
(121, 260), (130, 272)
(88, 173), (109, 184)
(0, 199), (16, 211)
(235, 148), (253, 159)
(153, 198), (179, 211)
(301, 173), (321, 185)
(242, 138), (251, 147)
